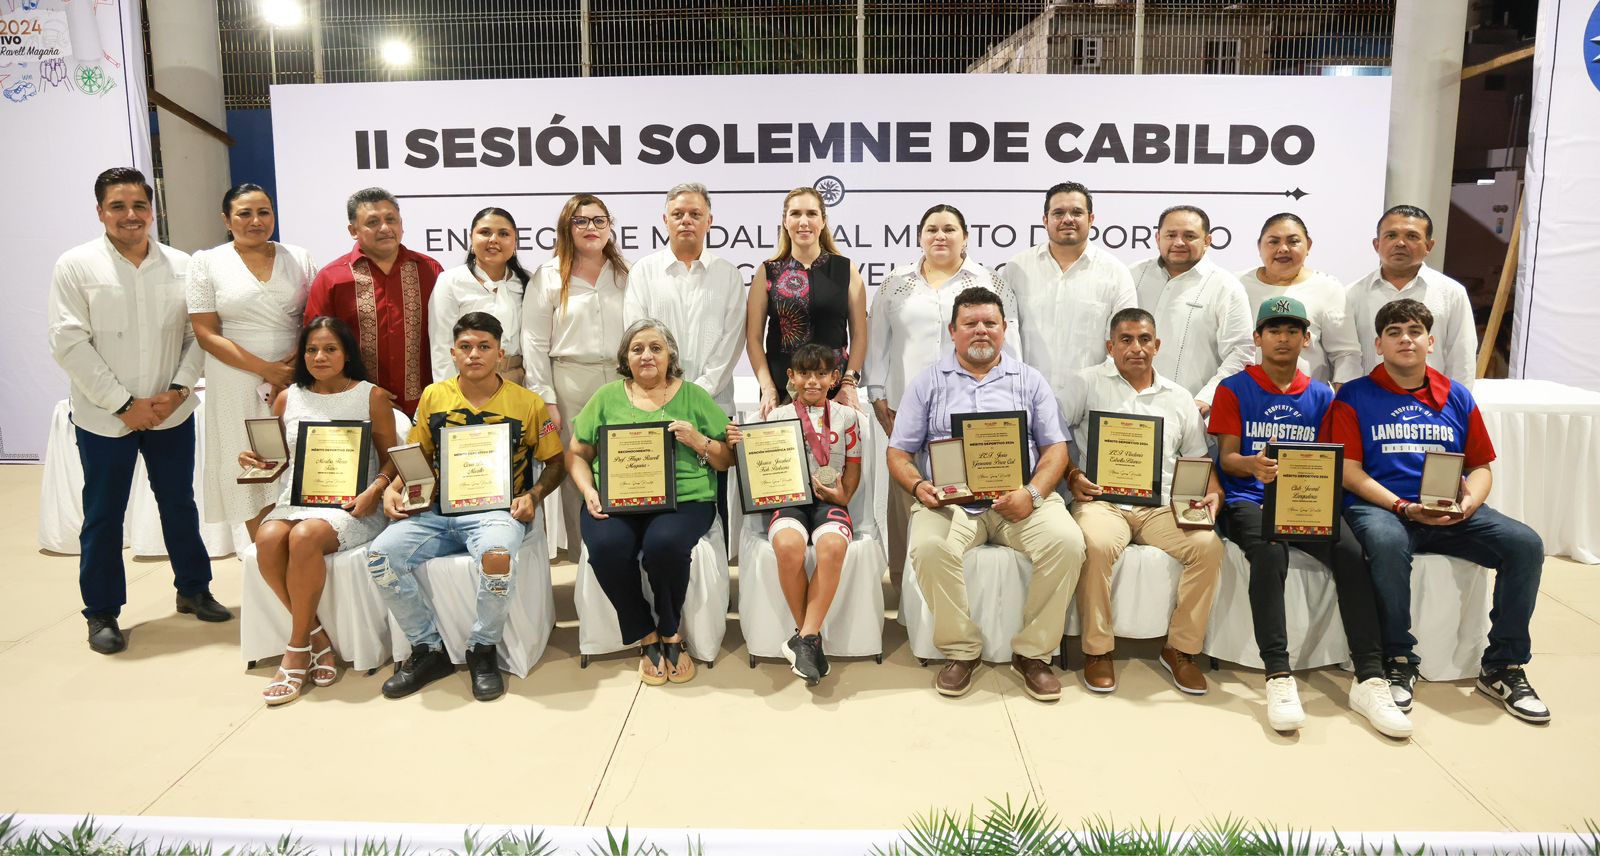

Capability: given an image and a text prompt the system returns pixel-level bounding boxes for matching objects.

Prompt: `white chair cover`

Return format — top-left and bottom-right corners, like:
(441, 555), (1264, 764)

(901, 544), (1060, 664)
(1064, 544), (1188, 640)
(239, 408), (411, 673)
(736, 416), (886, 660)
(238, 541), (399, 671)
(395, 523), (555, 678)
(1069, 543), (1491, 682)
(573, 519), (729, 664)
(39, 397), (235, 558)
(1200, 542), (1350, 671)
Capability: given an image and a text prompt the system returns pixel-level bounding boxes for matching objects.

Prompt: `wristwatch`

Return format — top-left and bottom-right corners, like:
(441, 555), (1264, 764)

(1026, 485), (1044, 509)
(843, 369), (862, 385)
(169, 384), (191, 402)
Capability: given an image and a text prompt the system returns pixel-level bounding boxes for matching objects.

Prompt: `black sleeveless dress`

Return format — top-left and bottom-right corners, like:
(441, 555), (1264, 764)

(763, 253), (852, 404)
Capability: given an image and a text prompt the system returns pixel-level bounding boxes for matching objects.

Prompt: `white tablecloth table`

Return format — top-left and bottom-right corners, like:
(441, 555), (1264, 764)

(38, 397), (235, 558)
(1473, 379), (1600, 564)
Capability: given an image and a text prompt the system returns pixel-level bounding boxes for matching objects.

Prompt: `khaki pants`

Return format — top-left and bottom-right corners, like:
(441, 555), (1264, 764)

(1070, 501), (1223, 656)
(552, 359), (618, 559)
(908, 494), (1085, 661)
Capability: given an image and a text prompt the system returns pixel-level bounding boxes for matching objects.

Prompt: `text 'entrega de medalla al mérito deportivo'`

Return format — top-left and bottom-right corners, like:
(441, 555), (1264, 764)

(353, 119), (1317, 170)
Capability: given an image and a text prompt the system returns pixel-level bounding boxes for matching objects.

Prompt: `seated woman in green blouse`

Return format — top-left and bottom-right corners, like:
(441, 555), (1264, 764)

(568, 319), (734, 686)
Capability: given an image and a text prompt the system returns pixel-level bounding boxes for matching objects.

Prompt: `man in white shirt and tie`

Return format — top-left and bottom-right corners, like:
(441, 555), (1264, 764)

(48, 168), (232, 656)
(1129, 205), (1253, 419)
(1342, 204), (1477, 385)
(624, 182), (747, 528)
(1003, 181), (1136, 432)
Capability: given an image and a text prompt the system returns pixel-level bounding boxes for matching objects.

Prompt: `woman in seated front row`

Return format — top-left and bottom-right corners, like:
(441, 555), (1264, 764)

(726, 342), (863, 686)
(567, 319), (733, 686)
(238, 316), (399, 706)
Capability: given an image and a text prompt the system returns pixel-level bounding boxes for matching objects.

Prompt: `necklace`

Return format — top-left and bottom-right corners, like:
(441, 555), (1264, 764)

(630, 380), (671, 408)
(312, 377), (357, 395)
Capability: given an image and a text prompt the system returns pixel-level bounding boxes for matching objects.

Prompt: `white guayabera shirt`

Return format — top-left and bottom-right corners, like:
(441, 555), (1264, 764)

(623, 247), (746, 416)
(1344, 264), (1477, 387)
(48, 235), (202, 437)
(1130, 254), (1253, 406)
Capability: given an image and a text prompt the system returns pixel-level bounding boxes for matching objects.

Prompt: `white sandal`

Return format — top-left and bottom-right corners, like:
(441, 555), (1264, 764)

(263, 643), (312, 706)
(308, 625), (339, 687)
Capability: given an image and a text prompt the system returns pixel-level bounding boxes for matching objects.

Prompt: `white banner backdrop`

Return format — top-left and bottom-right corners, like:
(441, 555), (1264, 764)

(1511, 0), (1600, 392)
(273, 74), (1389, 386)
(0, 0), (150, 461)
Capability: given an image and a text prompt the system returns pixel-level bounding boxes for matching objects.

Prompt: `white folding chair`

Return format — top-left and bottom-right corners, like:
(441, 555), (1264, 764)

(736, 412), (886, 666)
(393, 522), (556, 678)
(238, 408), (414, 671)
(572, 518), (729, 667)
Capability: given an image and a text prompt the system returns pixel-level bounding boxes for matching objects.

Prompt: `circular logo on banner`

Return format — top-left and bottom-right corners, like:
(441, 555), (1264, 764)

(1586, 1), (1600, 93)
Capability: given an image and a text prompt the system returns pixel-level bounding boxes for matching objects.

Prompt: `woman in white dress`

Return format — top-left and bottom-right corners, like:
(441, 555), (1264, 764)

(1237, 212), (1362, 385)
(863, 203), (1020, 580)
(429, 207), (531, 385)
(188, 184), (315, 536)
(239, 317), (398, 706)
(524, 193), (629, 559)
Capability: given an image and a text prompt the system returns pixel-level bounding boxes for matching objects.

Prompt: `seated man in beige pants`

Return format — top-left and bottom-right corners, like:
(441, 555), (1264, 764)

(1062, 308), (1223, 696)
(888, 287), (1087, 701)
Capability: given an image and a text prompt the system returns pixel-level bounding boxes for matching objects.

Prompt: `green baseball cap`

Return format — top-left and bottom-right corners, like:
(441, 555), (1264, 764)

(1254, 295), (1310, 331)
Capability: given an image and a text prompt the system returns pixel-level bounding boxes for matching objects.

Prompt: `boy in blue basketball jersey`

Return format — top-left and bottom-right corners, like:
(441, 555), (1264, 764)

(1210, 297), (1409, 738)
(1321, 298), (1548, 723)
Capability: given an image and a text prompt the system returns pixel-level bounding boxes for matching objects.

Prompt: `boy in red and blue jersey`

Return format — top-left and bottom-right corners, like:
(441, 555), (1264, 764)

(1321, 298), (1548, 723)
(1209, 296), (1407, 738)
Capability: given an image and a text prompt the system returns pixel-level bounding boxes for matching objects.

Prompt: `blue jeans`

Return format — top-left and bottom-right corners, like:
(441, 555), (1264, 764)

(1343, 501), (1543, 669)
(366, 509), (527, 649)
(75, 417), (211, 618)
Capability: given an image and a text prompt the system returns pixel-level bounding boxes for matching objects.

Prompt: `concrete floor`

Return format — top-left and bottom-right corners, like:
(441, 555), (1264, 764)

(3, 463), (1597, 835)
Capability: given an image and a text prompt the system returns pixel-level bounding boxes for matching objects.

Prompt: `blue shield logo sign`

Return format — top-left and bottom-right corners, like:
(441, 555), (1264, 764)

(1587, 1), (1600, 93)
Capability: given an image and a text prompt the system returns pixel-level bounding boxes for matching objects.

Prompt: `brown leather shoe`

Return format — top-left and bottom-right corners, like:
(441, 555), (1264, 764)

(1082, 652), (1117, 693)
(1160, 646), (1208, 695)
(935, 658), (980, 697)
(1011, 655), (1061, 702)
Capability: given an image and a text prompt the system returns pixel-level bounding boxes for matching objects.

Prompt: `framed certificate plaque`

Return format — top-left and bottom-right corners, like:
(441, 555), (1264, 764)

(438, 422), (514, 516)
(291, 420), (372, 508)
(733, 418), (813, 514)
(951, 411), (1031, 501)
(1085, 411), (1163, 506)
(599, 422), (677, 514)
(1262, 442), (1345, 541)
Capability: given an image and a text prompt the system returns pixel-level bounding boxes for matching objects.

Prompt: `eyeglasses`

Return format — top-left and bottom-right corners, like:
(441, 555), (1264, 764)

(1048, 209), (1087, 221)
(571, 215), (612, 229)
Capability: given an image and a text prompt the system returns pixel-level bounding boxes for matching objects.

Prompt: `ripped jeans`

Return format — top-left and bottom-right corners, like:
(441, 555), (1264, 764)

(366, 509), (527, 650)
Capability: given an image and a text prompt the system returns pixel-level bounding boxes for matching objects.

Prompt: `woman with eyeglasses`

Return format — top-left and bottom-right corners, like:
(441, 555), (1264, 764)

(428, 206), (532, 385)
(524, 194), (631, 558)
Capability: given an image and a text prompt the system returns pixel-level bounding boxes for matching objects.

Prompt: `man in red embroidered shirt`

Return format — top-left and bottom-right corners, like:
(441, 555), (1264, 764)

(304, 188), (443, 417)
(1321, 298), (1548, 724)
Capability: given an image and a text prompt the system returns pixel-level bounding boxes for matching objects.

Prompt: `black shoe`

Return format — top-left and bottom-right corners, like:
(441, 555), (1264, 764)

(1477, 665), (1552, 724)
(785, 633), (821, 686)
(382, 643), (454, 699)
(86, 615), (126, 655)
(176, 591), (233, 622)
(466, 643), (505, 701)
(803, 633), (829, 680)
(1385, 656), (1418, 713)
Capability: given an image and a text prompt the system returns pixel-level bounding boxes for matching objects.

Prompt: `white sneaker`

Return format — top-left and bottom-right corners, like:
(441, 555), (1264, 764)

(1265, 675), (1306, 731)
(1350, 676), (1414, 739)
